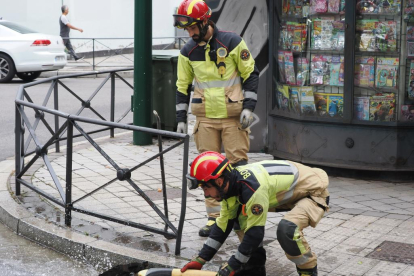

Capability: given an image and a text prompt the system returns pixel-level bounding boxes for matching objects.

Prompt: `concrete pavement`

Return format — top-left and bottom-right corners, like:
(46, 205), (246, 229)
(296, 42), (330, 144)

(1, 118), (414, 275)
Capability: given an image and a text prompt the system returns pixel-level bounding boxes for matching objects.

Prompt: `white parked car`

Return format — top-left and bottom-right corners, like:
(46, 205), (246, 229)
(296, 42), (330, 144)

(0, 19), (67, 83)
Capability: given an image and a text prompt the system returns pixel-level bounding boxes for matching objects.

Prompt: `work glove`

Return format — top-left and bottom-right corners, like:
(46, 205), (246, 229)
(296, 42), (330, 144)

(181, 256), (206, 272)
(176, 122), (187, 134)
(239, 109), (253, 129)
(216, 263), (235, 276)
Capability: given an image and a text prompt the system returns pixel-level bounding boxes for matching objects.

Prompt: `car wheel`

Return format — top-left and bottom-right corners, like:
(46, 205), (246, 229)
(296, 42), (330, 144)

(0, 54), (16, 83)
(16, 72), (42, 82)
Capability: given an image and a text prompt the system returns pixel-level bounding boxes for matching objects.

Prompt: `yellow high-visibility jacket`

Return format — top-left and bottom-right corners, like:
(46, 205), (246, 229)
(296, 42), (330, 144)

(176, 24), (259, 122)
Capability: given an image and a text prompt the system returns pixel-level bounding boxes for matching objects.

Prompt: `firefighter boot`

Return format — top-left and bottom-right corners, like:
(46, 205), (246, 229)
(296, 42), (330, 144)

(199, 217), (216, 237)
(297, 265), (317, 276)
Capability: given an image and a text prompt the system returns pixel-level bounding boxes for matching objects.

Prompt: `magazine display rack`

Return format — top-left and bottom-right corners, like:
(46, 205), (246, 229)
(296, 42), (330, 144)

(268, 0), (414, 170)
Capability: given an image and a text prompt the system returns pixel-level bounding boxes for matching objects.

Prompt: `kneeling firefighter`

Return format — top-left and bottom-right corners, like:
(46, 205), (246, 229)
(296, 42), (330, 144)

(181, 152), (330, 276)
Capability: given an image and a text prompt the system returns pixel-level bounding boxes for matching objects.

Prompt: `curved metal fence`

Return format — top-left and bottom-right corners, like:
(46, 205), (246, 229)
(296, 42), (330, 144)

(14, 69), (189, 255)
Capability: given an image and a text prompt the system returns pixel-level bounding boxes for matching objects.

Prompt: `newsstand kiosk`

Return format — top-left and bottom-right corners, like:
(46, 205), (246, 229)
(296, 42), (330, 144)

(268, 0), (414, 171)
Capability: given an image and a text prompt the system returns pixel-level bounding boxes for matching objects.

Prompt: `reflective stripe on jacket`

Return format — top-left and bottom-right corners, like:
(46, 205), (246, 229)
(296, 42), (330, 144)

(176, 24), (259, 122)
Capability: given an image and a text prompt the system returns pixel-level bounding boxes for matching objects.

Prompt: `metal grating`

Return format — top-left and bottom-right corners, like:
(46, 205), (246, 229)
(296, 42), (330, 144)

(367, 241), (414, 265)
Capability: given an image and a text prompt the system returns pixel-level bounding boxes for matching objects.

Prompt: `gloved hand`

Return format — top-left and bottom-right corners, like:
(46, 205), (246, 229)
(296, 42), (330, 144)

(216, 263), (235, 276)
(239, 109), (253, 129)
(176, 122), (187, 134)
(181, 256), (206, 272)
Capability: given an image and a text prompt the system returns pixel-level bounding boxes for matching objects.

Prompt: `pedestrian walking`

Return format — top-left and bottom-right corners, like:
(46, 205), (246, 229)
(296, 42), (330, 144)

(60, 5), (83, 61)
(173, 0), (259, 237)
(181, 151), (330, 276)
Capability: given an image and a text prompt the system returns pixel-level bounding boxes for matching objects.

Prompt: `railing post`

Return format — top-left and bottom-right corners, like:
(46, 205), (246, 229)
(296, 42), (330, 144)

(65, 119), (73, 227)
(93, 39), (95, 71)
(15, 104), (23, 196)
(54, 81), (60, 153)
(175, 135), (189, 255)
(110, 73), (115, 138)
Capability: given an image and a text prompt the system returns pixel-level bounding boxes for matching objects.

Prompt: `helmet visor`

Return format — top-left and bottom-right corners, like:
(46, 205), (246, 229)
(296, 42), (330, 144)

(186, 173), (203, 190)
(173, 15), (197, 29)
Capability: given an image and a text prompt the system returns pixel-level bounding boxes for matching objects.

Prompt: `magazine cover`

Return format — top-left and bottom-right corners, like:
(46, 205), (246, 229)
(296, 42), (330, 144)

(354, 96), (370, 120)
(278, 51), (286, 83)
(284, 51), (296, 85)
(311, 0), (328, 14)
(375, 21), (397, 52)
(376, 57), (399, 88)
(330, 56), (344, 86)
(299, 86), (316, 115)
(369, 95), (396, 121)
(407, 26), (414, 41)
(314, 93), (328, 116)
(408, 61), (414, 99)
(311, 19), (322, 49)
(340, 0), (346, 12)
(290, 87), (300, 114)
(276, 83), (290, 110)
(401, 105), (414, 121)
(331, 21), (345, 50)
(296, 57), (309, 86)
(292, 23), (307, 52)
(327, 94), (344, 117)
(354, 56), (375, 87)
(320, 20), (334, 50)
(408, 41), (414, 58)
(328, 0), (340, 13)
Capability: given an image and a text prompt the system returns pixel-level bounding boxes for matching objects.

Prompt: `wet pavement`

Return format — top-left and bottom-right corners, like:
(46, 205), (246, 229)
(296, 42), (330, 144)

(0, 222), (99, 275)
(2, 118), (414, 275)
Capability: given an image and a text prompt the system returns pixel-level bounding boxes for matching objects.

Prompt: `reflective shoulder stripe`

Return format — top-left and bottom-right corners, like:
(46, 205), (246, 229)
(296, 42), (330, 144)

(244, 91), (257, 101)
(176, 103), (188, 111)
(205, 237), (222, 250)
(235, 250), (250, 263)
(261, 162), (299, 178)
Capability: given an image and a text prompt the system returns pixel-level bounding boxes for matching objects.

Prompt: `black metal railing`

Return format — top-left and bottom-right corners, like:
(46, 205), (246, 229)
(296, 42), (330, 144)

(15, 69), (189, 255)
(62, 37), (190, 70)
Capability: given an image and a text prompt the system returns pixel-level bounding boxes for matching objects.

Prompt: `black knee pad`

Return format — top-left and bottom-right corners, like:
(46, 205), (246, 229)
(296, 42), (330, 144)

(277, 219), (302, 257)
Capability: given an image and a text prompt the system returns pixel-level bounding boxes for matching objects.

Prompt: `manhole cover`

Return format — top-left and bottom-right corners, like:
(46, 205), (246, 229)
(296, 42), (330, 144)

(144, 188), (193, 200)
(367, 241), (414, 265)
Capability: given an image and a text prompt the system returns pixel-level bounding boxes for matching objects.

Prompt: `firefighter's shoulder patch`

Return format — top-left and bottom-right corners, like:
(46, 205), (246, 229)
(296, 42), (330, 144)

(240, 49), (250, 61)
(251, 204), (263, 215)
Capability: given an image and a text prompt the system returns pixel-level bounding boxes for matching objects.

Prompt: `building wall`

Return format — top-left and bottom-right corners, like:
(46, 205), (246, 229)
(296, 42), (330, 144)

(0, 0), (182, 50)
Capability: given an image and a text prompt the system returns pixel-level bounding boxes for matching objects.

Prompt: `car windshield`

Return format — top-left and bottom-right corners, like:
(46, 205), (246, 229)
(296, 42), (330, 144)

(0, 21), (37, 34)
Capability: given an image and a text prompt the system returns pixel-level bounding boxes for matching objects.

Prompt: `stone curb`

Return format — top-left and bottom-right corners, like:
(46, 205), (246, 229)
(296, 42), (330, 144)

(40, 69), (134, 79)
(0, 157), (190, 272)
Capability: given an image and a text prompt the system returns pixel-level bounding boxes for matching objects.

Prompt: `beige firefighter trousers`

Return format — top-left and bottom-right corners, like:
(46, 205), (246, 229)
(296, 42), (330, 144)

(280, 162), (330, 270)
(193, 116), (250, 219)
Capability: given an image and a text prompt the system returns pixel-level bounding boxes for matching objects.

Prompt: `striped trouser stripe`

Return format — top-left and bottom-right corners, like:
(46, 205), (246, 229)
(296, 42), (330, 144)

(205, 237), (222, 250)
(290, 250), (313, 266)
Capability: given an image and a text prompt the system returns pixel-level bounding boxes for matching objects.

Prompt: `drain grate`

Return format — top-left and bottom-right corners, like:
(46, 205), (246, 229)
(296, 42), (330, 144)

(367, 241), (414, 265)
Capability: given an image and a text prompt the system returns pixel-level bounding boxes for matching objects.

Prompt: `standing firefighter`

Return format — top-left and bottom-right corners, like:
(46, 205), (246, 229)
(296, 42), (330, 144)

(181, 152), (330, 276)
(173, 0), (259, 237)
